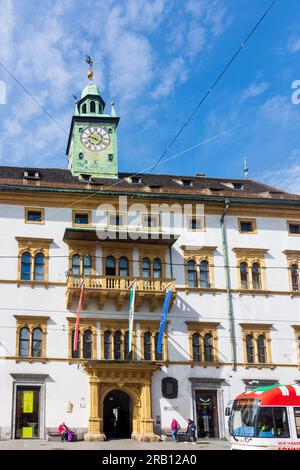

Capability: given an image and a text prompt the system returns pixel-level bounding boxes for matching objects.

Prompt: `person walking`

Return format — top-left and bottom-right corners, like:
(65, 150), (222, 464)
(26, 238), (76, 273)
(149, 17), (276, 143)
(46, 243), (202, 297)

(171, 418), (180, 442)
(185, 419), (197, 444)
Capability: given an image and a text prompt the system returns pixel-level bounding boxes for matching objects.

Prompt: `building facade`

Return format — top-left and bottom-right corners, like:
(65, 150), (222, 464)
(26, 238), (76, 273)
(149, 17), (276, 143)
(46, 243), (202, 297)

(1, 76), (300, 441)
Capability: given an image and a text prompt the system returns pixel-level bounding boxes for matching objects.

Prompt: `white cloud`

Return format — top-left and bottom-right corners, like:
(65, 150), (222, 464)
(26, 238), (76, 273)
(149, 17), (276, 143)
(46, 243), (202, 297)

(240, 81), (269, 103)
(259, 95), (298, 126)
(287, 35), (300, 53)
(0, 0), (15, 63)
(152, 57), (188, 99)
(258, 151), (300, 194)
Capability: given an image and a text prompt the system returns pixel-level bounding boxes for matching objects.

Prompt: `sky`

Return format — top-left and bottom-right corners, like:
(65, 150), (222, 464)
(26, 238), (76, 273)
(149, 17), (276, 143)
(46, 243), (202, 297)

(0, 0), (300, 193)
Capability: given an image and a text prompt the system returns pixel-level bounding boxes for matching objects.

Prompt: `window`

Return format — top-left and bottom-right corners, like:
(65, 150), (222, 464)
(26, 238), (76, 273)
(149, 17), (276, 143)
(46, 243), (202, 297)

(109, 213), (125, 227)
(21, 252), (31, 281)
(34, 253), (45, 281)
(19, 327), (30, 357)
(291, 264), (299, 291)
(70, 254), (93, 276)
(106, 256), (116, 276)
(239, 219), (256, 233)
(83, 330), (92, 358)
(73, 211), (91, 226)
(200, 260), (210, 288)
(187, 260), (197, 288)
(131, 177), (141, 184)
(32, 328), (42, 357)
(142, 258), (151, 278)
(187, 216), (204, 231)
(72, 255), (81, 275)
(246, 335), (254, 363)
(241, 324), (272, 366)
(153, 258), (162, 279)
(142, 214), (159, 228)
(251, 263), (261, 290)
(288, 221), (300, 235)
(82, 103), (87, 114)
(181, 179), (193, 187)
(143, 332), (152, 360)
(204, 333), (213, 362)
(240, 262), (249, 289)
(257, 334), (266, 363)
(294, 408), (300, 438)
(187, 322), (219, 363)
(256, 407), (289, 438)
(104, 330), (112, 359)
(114, 331), (122, 359)
(192, 333), (201, 362)
(119, 257), (129, 277)
(161, 377), (178, 399)
(71, 330), (80, 358)
(25, 208), (44, 224)
(155, 332), (163, 361)
(83, 255), (92, 276)
(90, 100), (96, 113)
(15, 316), (48, 359)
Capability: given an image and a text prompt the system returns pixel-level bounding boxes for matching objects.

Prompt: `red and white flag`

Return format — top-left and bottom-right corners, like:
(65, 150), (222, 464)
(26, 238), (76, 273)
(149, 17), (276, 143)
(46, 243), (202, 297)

(73, 279), (85, 352)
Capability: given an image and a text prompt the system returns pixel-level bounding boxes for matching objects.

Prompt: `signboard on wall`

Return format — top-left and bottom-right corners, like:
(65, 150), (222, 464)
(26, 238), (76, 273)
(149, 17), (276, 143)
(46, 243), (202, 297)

(23, 391), (34, 413)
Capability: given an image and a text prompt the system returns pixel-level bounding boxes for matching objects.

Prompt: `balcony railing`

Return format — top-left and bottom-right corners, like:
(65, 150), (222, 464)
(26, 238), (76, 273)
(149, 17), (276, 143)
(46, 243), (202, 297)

(66, 275), (176, 312)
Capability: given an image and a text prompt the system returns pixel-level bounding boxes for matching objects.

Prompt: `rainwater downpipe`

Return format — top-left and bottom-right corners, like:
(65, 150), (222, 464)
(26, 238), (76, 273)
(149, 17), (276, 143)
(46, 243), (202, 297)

(220, 200), (237, 371)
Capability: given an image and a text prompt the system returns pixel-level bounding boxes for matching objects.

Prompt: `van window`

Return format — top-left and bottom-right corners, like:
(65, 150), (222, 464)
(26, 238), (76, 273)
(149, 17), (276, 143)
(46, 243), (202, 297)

(294, 407), (300, 438)
(256, 407), (289, 438)
(273, 407), (290, 438)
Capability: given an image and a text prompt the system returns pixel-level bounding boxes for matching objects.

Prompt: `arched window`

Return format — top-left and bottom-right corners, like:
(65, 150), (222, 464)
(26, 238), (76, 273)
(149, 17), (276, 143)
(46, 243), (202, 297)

(71, 330), (80, 358)
(99, 103), (102, 114)
(291, 263), (299, 291)
(83, 255), (92, 276)
(192, 333), (201, 362)
(34, 252), (45, 281)
(199, 260), (209, 288)
(257, 334), (266, 363)
(32, 328), (42, 357)
(83, 329), (92, 358)
(144, 332), (152, 360)
(105, 256), (116, 276)
(187, 260), (197, 288)
(246, 334), (254, 363)
(19, 327), (30, 357)
(153, 258), (162, 279)
(114, 331), (122, 360)
(82, 103), (87, 114)
(21, 252), (31, 280)
(252, 262), (261, 290)
(204, 333), (214, 362)
(104, 330), (112, 359)
(240, 262), (249, 289)
(155, 332), (163, 361)
(119, 257), (129, 277)
(90, 100), (96, 113)
(142, 258), (151, 278)
(124, 331), (131, 360)
(72, 255), (80, 276)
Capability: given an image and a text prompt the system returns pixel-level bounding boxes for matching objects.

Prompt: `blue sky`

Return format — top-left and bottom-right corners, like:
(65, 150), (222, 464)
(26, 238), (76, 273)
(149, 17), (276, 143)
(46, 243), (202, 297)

(0, 0), (300, 192)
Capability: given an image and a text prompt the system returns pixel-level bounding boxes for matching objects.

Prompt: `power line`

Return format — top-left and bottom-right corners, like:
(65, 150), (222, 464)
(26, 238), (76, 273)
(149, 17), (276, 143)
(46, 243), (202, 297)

(0, 61), (68, 134)
(150, 0), (278, 172)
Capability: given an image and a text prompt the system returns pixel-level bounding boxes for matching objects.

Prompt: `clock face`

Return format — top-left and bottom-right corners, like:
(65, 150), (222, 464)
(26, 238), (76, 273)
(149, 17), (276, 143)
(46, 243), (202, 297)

(80, 126), (110, 152)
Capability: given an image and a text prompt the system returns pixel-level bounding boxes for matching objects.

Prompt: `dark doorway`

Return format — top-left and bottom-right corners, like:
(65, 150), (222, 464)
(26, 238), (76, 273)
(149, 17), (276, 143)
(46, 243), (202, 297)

(103, 390), (132, 438)
(15, 386), (40, 439)
(195, 390), (219, 438)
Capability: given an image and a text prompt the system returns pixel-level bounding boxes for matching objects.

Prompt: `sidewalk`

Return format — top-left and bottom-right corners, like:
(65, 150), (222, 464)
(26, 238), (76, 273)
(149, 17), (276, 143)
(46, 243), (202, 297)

(0, 438), (230, 451)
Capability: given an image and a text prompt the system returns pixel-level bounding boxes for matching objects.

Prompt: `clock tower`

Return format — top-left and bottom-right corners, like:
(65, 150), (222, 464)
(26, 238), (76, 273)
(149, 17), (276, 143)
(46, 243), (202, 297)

(66, 70), (119, 179)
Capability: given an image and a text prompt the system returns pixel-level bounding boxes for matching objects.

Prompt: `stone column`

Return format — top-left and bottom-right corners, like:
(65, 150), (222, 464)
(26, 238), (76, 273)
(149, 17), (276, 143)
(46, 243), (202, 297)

(138, 381), (159, 442)
(84, 378), (106, 441)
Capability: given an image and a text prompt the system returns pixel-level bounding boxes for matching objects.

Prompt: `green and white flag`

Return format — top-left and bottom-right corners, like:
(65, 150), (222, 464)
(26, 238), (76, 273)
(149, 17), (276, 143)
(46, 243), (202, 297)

(128, 281), (136, 354)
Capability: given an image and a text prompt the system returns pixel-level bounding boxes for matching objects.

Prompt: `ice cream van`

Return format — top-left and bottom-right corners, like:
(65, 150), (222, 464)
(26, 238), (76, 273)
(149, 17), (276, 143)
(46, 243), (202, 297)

(228, 384), (300, 450)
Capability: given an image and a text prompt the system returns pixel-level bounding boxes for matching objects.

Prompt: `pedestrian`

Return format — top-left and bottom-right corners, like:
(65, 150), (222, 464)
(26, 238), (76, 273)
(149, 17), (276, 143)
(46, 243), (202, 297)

(58, 422), (70, 442)
(171, 418), (180, 442)
(185, 419), (197, 444)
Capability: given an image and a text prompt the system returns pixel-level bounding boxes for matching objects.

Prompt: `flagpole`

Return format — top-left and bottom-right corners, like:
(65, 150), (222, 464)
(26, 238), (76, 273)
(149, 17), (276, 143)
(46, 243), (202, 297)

(73, 276), (85, 353)
(127, 279), (137, 360)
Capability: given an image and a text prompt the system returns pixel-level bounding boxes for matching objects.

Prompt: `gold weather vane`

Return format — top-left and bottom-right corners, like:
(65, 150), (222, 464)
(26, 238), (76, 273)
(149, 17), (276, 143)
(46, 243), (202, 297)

(86, 54), (94, 80)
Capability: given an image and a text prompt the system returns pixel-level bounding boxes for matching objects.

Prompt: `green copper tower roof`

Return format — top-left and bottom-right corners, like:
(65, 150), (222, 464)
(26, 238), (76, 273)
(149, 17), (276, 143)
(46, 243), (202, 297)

(81, 82), (102, 99)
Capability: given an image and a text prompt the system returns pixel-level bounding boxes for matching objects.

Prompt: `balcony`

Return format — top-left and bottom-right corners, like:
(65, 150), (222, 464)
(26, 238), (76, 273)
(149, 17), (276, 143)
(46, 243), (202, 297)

(66, 275), (176, 312)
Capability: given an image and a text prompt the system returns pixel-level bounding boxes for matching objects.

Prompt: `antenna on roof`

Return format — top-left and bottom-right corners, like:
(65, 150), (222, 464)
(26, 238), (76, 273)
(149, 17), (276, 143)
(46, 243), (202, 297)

(243, 157), (248, 179)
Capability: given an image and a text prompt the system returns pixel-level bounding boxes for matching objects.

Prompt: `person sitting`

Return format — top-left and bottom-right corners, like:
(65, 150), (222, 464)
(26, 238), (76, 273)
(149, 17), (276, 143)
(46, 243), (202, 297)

(58, 422), (70, 442)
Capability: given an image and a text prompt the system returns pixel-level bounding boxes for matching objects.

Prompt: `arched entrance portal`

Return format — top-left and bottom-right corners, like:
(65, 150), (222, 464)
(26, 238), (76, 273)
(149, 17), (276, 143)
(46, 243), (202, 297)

(103, 390), (132, 438)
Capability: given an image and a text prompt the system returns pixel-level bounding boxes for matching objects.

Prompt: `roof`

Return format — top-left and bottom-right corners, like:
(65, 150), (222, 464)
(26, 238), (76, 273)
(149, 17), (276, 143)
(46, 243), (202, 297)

(235, 384), (300, 406)
(0, 165), (299, 202)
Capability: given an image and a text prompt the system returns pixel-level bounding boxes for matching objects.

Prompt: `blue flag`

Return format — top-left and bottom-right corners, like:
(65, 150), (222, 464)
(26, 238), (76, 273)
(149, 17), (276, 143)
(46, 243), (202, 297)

(157, 289), (173, 354)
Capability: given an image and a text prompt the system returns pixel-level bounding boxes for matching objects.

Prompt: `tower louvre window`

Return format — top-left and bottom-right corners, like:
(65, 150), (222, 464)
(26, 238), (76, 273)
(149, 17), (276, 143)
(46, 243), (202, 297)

(90, 101), (96, 113)
(82, 103), (87, 114)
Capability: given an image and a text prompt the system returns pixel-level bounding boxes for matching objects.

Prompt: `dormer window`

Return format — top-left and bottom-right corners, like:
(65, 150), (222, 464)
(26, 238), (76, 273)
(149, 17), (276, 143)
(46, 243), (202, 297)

(182, 179), (193, 187)
(232, 182), (244, 190)
(23, 170), (40, 180)
(79, 174), (91, 182)
(131, 177), (142, 184)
